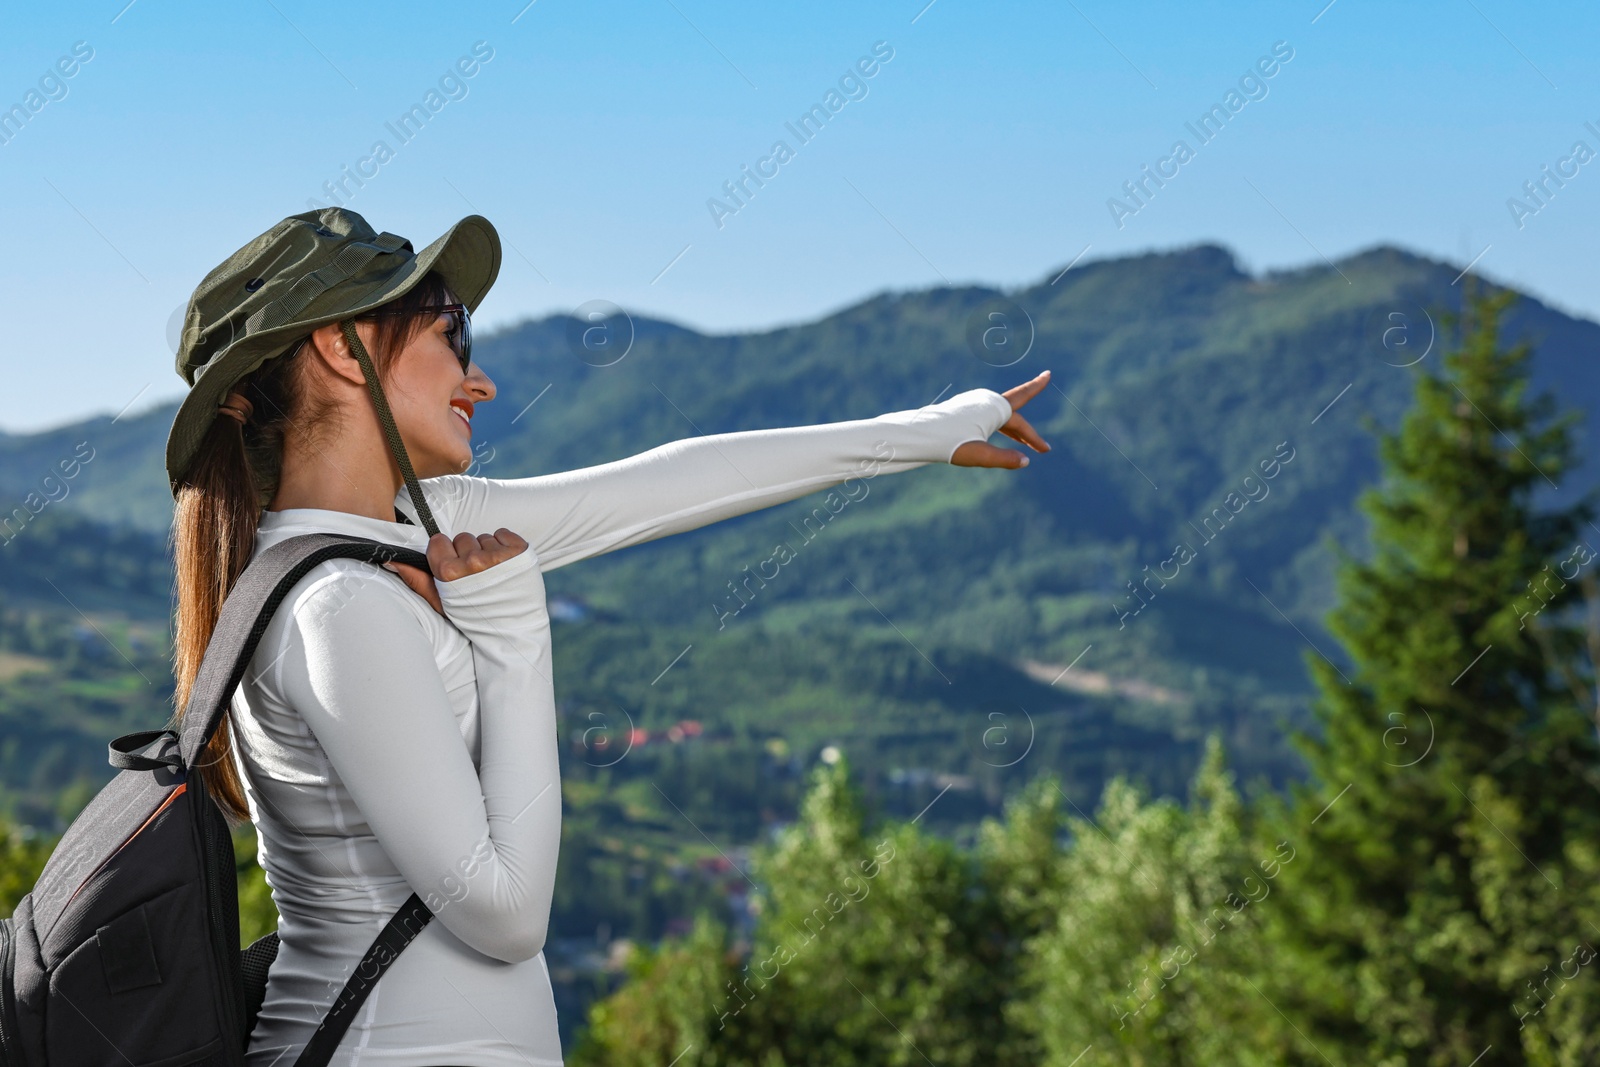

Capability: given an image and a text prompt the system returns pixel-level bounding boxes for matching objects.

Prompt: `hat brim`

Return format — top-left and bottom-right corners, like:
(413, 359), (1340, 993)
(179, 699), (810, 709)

(165, 214), (501, 497)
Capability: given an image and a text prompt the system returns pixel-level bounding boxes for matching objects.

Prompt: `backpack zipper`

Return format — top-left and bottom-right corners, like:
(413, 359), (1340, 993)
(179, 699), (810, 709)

(63, 783), (188, 912)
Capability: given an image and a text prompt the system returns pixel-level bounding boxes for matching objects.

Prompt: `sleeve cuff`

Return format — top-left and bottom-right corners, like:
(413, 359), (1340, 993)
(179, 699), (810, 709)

(936, 388), (1013, 463)
(435, 548), (541, 609)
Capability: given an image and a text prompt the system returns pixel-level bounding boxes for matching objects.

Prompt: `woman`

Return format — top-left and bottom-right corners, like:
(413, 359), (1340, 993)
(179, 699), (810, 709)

(164, 208), (1050, 1066)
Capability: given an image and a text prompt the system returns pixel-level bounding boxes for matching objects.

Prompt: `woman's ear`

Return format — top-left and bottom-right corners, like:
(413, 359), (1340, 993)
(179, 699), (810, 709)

(305, 321), (371, 387)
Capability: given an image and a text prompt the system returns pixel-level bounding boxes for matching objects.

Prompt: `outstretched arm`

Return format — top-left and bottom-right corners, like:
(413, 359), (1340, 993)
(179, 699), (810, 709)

(414, 373), (1050, 573)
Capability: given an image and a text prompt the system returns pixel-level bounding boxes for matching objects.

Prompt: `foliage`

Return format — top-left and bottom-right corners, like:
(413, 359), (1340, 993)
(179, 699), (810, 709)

(1258, 288), (1600, 1065)
(0, 822), (52, 919)
(234, 824), (279, 948)
(573, 758), (1067, 1067)
(1018, 739), (1294, 1065)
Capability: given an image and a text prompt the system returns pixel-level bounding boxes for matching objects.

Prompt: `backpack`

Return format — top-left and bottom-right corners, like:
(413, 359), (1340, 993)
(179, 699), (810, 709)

(0, 533), (436, 1067)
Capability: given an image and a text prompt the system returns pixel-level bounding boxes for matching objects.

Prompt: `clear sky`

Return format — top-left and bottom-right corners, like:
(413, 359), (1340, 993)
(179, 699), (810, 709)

(2, 0), (1595, 433)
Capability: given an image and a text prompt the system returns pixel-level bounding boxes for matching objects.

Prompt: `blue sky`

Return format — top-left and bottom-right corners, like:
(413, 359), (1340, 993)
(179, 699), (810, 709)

(1, 0), (1596, 432)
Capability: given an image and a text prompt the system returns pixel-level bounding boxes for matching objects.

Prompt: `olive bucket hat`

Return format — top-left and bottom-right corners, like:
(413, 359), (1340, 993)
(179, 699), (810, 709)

(165, 207), (501, 533)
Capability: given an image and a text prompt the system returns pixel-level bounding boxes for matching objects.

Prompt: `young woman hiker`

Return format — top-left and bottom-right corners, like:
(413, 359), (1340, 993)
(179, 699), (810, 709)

(163, 208), (1051, 1066)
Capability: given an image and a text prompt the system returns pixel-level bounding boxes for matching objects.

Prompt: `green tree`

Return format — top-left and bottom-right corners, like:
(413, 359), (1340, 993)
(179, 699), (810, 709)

(1017, 737), (1291, 1065)
(234, 824), (279, 948)
(572, 758), (1067, 1067)
(1260, 288), (1600, 1065)
(0, 820), (53, 917)
(571, 914), (733, 1066)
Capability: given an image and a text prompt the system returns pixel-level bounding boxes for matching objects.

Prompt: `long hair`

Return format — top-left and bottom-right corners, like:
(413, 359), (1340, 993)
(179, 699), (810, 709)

(170, 270), (453, 822)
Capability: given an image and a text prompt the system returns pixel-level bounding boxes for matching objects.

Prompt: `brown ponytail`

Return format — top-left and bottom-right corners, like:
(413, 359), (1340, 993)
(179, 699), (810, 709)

(168, 270), (452, 823)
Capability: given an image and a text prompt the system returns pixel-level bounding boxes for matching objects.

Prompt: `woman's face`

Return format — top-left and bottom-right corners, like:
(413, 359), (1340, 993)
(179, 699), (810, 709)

(371, 300), (496, 479)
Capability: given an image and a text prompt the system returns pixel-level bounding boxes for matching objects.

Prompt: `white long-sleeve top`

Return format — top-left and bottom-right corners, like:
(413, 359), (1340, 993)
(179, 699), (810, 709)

(230, 388), (1015, 1067)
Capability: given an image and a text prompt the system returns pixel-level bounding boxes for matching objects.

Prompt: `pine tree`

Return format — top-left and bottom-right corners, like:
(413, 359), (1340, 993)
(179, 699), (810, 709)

(1260, 288), (1600, 1065)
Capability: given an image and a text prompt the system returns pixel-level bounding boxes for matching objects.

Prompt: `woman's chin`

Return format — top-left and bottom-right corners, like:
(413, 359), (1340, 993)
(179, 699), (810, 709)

(411, 443), (475, 479)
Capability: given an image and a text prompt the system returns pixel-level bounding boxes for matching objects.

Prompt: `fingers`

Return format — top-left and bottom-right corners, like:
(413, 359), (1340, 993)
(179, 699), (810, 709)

(380, 561), (445, 616)
(426, 528), (530, 582)
(1000, 411), (1050, 453)
(425, 533), (459, 579)
(949, 440), (1031, 469)
(477, 529), (529, 553)
(473, 529), (528, 561)
(1001, 369), (1052, 411)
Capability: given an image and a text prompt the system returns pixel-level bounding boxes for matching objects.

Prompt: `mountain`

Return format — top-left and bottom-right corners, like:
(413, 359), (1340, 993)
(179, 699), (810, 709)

(2, 240), (1598, 863)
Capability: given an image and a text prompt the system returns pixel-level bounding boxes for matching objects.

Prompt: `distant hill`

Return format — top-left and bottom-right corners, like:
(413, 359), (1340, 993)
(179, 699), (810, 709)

(2, 241), (1597, 822)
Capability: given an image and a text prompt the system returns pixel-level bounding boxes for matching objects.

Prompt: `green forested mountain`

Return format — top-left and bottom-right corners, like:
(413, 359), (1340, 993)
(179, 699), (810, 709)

(3, 244), (1599, 1047)
(7, 243), (1600, 789)
(568, 288), (1600, 1066)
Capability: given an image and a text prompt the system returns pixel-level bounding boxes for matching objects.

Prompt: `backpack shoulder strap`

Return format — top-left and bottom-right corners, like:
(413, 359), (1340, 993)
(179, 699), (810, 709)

(177, 532), (428, 768)
(292, 894), (433, 1067)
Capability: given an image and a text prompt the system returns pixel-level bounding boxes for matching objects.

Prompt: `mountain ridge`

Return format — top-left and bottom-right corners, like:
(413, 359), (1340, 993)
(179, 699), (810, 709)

(14, 239), (1572, 440)
(4, 239), (1598, 758)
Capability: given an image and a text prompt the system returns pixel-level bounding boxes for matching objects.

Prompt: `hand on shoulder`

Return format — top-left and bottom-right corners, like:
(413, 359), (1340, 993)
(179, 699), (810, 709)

(382, 529), (529, 616)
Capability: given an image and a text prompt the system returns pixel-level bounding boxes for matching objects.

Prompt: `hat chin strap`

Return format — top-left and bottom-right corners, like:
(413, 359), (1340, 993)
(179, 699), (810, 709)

(339, 320), (443, 537)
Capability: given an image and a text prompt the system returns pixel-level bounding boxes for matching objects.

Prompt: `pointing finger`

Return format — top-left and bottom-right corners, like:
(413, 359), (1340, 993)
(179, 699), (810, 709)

(1001, 369), (1052, 411)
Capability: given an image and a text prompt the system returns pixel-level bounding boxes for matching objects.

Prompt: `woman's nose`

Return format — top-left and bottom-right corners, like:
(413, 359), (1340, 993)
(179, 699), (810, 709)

(465, 365), (495, 402)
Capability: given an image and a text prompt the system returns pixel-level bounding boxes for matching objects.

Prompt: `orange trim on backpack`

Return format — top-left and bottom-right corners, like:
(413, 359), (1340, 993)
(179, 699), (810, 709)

(66, 783), (189, 908)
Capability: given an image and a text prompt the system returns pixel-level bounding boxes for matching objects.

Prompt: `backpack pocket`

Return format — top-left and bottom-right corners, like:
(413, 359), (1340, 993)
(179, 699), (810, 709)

(46, 883), (223, 1067)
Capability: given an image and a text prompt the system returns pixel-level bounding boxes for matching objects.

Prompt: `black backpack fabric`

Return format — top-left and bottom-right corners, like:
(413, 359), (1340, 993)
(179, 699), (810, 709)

(0, 533), (437, 1067)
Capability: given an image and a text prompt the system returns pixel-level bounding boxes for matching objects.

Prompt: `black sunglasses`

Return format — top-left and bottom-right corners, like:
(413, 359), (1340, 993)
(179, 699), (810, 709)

(359, 303), (473, 373)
